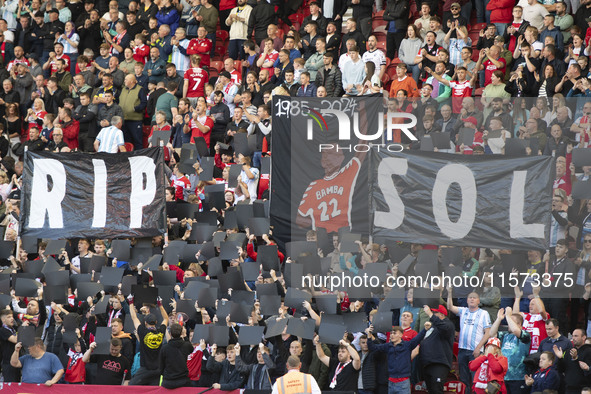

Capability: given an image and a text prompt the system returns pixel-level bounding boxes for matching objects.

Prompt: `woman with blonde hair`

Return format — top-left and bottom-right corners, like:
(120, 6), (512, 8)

(544, 93), (572, 124)
(26, 98), (46, 133)
(0, 170), (14, 202)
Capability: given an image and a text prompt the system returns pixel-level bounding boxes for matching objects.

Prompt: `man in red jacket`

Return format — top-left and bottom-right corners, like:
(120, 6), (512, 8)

(486, 0), (514, 36)
(57, 107), (80, 150)
(187, 27), (212, 69)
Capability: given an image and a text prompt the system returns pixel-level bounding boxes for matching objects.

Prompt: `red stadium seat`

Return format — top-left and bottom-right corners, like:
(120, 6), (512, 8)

(142, 125), (151, 148)
(387, 66), (398, 80)
(470, 22), (487, 32)
(469, 32), (480, 46)
(376, 41), (387, 51)
(374, 30), (387, 41)
(372, 10), (385, 19)
(216, 30), (229, 43)
(210, 60), (224, 73)
(234, 60), (242, 71)
(372, 19), (387, 31)
(215, 44), (226, 57)
(288, 13), (303, 25)
(124, 142), (134, 152)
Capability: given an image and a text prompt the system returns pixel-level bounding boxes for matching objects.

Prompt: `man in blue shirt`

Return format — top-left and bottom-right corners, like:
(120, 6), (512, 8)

(10, 338), (64, 386)
(365, 322), (426, 393)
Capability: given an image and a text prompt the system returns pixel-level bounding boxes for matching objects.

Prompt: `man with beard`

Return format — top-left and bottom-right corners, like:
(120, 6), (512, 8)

(83, 338), (131, 385)
(11, 296), (47, 337)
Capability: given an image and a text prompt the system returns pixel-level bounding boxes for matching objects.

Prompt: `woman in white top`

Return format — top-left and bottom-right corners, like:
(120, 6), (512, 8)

(0, 171), (14, 202)
(57, 21), (79, 74)
(359, 61), (382, 95)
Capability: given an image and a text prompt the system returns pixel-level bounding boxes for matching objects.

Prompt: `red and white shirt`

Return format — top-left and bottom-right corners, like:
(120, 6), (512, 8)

(260, 50), (278, 80)
(189, 115), (214, 147)
(50, 54), (71, 74)
(298, 158), (361, 233)
(449, 80), (473, 113)
(483, 57), (506, 86)
(187, 38), (212, 68)
(523, 312), (549, 354)
(133, 43), (150, 64)
(184, 67), (208, 98)
(171, 175), (191, 201)
(7, 57), (29, 72)
(229, 68), (242, 85)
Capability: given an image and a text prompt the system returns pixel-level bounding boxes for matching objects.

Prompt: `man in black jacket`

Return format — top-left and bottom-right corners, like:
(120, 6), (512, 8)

(14, 15), (33, 55)
(209, 90), (231, 155)
(74, 91), (98, 151)
(207, 343), (247, 390)
(78, 9), (102, 55)
(248, 0), (277, 46)
(42, 77), (66, 115)
(41, 9), (64, 73)
(357, 335), (377, 394)
(159, 323), (193, 389)
(384, 0), (409, 60)
(29, 12), (48, 60)
(318, 0), (347, 31)
(553, 328), (591, 394)
(162, 63), (184, 99)
(543, 239), (575, 335)
(420, 305), (455, 394)
(315, 52), (343, 97)
(347, 0), (373, 38)
(74, 0), (94, 31)
(300, 2), (328, 36)
(234, 343), (276, 390)
(340, 18), (366, 56)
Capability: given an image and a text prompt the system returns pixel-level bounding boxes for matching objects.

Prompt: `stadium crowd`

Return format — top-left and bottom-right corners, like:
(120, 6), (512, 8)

(0, 0), (590, 393)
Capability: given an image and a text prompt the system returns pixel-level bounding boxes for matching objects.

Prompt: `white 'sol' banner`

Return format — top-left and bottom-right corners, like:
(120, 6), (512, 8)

(370, 150), (555, 250)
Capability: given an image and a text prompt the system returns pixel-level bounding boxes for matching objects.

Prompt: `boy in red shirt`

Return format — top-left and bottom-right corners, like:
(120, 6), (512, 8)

(65, 335), (87, 384)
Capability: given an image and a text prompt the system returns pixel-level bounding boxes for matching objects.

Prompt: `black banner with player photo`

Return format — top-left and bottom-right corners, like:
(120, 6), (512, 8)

(271, 97), (389, 247)
(371, 150), (555, 250)
(20, 148), (167, 239)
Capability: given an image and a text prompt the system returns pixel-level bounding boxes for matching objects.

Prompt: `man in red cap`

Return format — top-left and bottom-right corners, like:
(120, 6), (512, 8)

(419, 305), (455, 394)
